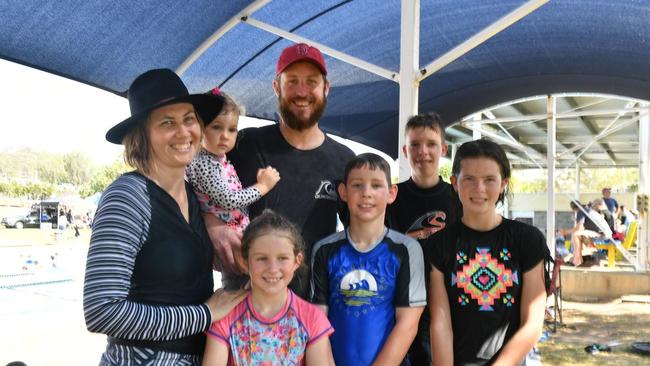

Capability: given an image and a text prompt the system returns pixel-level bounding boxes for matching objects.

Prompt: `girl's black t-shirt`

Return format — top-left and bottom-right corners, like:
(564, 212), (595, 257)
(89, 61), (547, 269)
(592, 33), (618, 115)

(427, 218), (547, 365)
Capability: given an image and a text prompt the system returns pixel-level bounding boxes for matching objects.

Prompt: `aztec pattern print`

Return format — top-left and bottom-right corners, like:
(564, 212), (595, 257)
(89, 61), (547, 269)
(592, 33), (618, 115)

(451, 247), (519, 311)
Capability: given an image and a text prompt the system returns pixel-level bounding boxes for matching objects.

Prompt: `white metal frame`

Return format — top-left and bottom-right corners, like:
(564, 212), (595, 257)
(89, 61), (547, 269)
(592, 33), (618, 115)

(547, 95), (557, 259)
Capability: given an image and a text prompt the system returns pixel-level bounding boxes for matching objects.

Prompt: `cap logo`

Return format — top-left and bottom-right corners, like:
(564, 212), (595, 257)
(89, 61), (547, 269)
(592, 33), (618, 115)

(297, 44), (309, 56)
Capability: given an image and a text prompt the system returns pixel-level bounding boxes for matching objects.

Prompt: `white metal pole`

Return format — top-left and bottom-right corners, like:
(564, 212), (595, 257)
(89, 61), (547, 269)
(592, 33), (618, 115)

(472, 113), (482, 140)
(418, 0), (549, 82)
(547, 95), (557, 260)
(575, 165), (581, 201)
(177, 0), (272, 75)
(450, 143), (457, 165)
(638, 104), (649, 270)
(397, 0), (420, 181)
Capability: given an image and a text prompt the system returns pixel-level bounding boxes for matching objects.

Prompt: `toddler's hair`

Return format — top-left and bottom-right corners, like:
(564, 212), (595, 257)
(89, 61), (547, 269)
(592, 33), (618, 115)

(405, 112), (446, 141)
(241, 209), (306, 275)
(206, 88), (245, 119)
(452, 138), (512, 205)
(220, 92), (245, 116)
(343, 153), (392, 186)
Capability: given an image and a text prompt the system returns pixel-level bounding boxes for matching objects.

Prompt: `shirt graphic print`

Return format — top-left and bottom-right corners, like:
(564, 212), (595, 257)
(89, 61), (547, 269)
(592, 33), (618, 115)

(453, 247), (518, 311)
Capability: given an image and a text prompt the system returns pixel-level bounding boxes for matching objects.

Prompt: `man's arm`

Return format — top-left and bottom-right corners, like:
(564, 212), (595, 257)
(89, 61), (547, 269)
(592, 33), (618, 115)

(202, 213), (243, 274)
(371, 306), (423, 365)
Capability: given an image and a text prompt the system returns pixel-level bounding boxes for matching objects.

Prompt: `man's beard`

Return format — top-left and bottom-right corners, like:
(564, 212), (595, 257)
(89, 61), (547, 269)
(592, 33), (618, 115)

(277, 91), (327, 132)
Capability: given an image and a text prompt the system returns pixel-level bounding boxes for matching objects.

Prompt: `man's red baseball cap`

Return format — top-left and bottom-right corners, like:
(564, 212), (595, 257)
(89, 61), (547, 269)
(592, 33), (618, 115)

(276, 43), (327, 76)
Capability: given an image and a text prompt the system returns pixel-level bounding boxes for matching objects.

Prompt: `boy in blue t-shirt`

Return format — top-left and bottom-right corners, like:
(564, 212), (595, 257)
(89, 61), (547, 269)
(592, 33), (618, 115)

(311, 153), (426, 366)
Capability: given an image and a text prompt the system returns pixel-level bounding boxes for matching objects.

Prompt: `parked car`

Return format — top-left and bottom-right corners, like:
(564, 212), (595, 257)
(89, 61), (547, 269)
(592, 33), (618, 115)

(1, 211), (51, 229)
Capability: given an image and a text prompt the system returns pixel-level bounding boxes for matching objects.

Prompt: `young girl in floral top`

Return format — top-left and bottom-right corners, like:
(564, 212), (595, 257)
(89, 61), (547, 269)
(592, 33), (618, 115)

(202, 210), (335, 366)
(186, 90), (280, 234)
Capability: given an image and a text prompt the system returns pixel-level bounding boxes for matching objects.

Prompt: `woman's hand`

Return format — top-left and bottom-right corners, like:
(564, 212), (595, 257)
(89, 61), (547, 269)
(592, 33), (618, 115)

(205, 288), (247, 322)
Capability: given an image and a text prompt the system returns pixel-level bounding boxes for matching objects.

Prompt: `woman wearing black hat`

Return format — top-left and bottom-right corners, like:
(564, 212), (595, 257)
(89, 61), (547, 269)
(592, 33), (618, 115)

(83, 69), (246, 365)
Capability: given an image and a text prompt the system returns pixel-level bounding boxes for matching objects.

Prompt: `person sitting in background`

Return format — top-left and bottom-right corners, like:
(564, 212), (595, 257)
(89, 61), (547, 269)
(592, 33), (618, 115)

(617, 204), (637, 235)
(561, 199), (613, 266)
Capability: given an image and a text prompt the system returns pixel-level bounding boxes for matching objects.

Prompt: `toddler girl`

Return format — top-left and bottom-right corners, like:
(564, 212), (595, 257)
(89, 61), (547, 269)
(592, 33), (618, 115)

(186, 90), (280, 234)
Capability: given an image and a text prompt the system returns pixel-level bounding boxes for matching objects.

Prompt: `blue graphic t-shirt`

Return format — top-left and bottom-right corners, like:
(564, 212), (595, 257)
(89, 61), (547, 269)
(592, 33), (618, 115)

(311, 228), (426, 366)
(427, 218), (547, 365)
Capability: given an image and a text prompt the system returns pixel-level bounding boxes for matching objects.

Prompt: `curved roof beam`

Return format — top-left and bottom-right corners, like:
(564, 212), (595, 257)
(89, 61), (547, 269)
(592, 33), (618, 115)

(417, 0), (549, 82)
(241, 16), (399, 82)
(466, 107), (647, 125)
(561, 110), (645, 163)
(176, 0), (272, 75)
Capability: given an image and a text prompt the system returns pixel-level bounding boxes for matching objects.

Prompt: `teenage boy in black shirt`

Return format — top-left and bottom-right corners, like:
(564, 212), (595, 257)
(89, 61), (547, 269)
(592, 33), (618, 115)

(387, 112), (458, 365)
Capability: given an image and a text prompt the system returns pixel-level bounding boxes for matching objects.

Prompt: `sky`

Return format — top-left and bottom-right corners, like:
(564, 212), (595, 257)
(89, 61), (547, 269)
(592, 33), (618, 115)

(1, 59), (127, 165)
(1, 59), (397, 172)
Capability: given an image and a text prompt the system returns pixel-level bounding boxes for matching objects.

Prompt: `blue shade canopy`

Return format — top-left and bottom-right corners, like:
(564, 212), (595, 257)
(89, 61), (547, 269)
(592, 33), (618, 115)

(3, 0), (650, 158)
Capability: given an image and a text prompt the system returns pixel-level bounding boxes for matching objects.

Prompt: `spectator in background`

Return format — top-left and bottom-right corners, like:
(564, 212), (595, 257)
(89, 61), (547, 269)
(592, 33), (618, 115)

(86, 210), (94, 228)
(67, 209), (80, 237)
(602, 187), (619, 217)
(561, 199), (613, 266)
(618, 204), (637, 235)
(57, 210), (67, 231)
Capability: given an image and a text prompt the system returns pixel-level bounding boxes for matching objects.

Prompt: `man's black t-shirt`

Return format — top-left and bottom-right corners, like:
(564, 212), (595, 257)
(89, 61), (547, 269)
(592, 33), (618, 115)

(229, 124), (355, 258)
(428, 218), (548, 365)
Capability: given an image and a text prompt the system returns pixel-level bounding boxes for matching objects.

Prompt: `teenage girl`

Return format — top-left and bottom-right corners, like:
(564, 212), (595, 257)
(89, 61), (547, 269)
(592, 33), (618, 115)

(202, 210), (335, 366)
(428, 139), (548, 366)
(186, 90), (280, 234)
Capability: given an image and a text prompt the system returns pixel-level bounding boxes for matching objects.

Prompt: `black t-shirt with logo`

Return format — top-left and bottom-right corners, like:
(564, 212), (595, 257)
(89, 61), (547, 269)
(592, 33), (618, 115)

(428, 218), (547, 365)
(387, 177), (458, 244)
(386, 177), (460, 364)
(229, 124), (355, 259)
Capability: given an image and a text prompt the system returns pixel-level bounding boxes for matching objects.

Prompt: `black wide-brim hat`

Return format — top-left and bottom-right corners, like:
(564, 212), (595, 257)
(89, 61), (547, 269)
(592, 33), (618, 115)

(106, 68), (224, 144)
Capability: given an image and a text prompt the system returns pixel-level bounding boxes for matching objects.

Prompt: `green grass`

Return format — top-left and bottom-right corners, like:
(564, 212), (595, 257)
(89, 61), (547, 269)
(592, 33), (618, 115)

(540, 303), (650, 365)
(0, 226), (91, 246)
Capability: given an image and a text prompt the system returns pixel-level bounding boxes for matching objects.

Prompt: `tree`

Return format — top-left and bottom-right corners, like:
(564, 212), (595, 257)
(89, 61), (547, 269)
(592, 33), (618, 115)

(63, 151), (96, 185)
(510, 167), (639, 193)
(440, 161), (452, 183)
(37, 153), (66, 184)
(79, 158), (131, 197)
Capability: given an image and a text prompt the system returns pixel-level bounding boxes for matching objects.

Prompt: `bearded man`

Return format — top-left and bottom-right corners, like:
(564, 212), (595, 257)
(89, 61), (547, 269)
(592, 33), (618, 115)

(205, 43), (355, 296)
